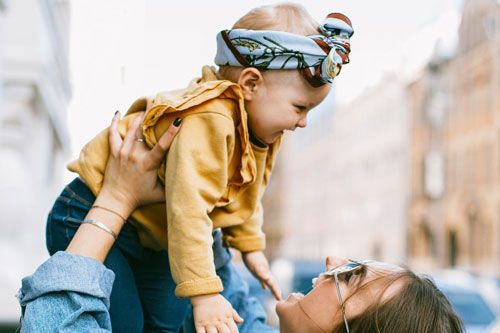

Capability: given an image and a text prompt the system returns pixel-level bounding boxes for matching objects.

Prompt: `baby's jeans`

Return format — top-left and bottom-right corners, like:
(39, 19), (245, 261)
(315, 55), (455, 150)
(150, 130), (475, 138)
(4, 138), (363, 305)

(45, 177), (188, 333)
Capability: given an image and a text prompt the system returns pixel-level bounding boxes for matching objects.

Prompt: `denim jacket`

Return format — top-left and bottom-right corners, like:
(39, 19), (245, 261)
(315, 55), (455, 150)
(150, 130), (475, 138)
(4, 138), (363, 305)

(17, 231), (278, 333)
(18, 251), (114, 332)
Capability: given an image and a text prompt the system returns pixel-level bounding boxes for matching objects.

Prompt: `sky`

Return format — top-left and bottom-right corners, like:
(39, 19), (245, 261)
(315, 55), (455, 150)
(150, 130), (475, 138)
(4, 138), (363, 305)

(66, 0), (463, 178)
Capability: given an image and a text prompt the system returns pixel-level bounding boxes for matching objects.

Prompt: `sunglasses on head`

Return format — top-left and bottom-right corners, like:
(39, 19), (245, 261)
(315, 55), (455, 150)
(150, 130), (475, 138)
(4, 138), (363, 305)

(310, 260), (372, 333)
(311, 259), (371, 287)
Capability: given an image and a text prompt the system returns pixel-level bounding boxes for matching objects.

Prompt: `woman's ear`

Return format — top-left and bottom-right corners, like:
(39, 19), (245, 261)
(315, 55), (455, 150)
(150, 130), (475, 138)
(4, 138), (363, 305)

(237, 68), (264, 100)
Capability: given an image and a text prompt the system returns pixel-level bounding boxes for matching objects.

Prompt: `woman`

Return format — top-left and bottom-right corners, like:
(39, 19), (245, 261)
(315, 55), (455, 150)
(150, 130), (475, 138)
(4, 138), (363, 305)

(276, 258), (464, 332)
(18, 113), (464, 333)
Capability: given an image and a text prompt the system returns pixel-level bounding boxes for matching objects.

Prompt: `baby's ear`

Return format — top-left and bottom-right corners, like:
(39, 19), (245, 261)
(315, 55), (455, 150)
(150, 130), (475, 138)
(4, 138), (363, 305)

(237, 68), (264, 100)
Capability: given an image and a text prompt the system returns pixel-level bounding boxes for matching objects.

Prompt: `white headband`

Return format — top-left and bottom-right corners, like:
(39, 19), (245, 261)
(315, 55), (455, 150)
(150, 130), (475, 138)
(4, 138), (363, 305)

(214, 13), (354, 86)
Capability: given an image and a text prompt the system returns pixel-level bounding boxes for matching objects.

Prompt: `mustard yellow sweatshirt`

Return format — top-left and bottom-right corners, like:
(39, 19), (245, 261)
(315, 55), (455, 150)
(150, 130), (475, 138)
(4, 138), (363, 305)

(68, 66), (281, 297)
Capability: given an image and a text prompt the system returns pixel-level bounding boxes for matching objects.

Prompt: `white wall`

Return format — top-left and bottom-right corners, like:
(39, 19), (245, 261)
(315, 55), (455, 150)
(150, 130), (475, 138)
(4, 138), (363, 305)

(0, 0), (70, 321)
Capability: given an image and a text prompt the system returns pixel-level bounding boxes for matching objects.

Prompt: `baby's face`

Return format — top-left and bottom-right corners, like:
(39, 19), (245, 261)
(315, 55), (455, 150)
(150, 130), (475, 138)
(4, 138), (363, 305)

(244, 70), (331, 144)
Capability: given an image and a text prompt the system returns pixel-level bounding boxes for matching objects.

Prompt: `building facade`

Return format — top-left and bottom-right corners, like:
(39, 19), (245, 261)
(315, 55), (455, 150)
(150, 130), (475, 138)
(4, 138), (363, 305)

(273, 76), (411, 263)
(0, 0), (71, 320)
(409, 0), (500, 273)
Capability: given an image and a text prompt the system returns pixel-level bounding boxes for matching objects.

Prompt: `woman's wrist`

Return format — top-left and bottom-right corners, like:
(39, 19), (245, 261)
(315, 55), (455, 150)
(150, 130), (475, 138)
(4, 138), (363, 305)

(94, 188), (137, 219)
(66, 191), (130, 262)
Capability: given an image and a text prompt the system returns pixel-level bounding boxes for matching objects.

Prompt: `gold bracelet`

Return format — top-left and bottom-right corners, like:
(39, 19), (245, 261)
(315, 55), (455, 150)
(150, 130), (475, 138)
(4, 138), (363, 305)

(91, 205), (127, 221)
(83, 219), (118, 240)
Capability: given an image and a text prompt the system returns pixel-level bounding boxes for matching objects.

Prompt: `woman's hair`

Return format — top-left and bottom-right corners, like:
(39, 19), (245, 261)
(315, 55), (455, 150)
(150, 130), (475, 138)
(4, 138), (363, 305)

(218, 2), (320, 82)
(333, 268), (464, 333)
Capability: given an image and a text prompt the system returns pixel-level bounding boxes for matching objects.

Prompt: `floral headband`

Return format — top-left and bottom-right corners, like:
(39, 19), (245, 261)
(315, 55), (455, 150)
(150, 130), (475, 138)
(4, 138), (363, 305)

(214, 13), (354, 87)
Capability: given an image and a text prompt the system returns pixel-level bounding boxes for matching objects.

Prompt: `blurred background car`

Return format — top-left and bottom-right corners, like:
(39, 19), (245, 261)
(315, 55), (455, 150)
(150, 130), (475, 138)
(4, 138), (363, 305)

(488, 318), (500, 333)
(432, 270), (498, 333)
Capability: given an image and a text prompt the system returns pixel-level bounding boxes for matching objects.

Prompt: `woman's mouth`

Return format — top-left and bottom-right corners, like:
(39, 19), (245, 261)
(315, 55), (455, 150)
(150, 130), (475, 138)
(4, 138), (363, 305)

(285, 292), (305, 302)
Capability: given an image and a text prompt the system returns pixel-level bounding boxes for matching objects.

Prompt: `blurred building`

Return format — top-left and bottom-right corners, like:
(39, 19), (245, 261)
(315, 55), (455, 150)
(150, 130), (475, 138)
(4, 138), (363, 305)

(270, 76), (410, 263)
(262, 92), (336, 261)
(324, 77), (410, 263)
(409, 0), (500, 273)
(0, 0), (71, 320)
(262, 150), (287, 261)
(408, 52), (453, 269)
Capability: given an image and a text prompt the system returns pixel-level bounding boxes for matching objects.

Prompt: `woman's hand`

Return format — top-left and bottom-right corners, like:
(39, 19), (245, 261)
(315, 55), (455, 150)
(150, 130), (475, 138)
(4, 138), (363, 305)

(66, 111), (181, 262)
(98, 111), (181, 218)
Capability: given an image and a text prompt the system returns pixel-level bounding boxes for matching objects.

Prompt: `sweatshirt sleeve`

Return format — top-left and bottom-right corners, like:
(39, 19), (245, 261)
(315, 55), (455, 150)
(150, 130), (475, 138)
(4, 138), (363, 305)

(222, 201), (266, 253)
(164, 112), (235, 298)
(220, 140), (282, 254)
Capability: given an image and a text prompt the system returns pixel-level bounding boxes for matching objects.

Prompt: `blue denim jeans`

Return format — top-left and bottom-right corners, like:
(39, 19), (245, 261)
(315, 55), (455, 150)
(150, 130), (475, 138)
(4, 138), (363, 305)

(46, 178), (189, 332)
(46, 178), (278, 333)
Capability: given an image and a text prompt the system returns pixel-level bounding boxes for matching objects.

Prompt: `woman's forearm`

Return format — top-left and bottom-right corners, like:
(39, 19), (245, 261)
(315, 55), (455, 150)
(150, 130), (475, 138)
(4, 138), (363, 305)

(66, 190), (134, 263)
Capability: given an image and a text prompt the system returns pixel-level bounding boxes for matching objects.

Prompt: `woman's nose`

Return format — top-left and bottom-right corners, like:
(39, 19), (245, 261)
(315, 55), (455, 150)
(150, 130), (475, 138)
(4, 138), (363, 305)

(325, 256), (349, 271)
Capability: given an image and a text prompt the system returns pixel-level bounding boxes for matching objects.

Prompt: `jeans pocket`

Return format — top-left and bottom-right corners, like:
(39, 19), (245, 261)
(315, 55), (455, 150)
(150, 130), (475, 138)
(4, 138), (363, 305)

(46, 195), (89, 254)
(45, 211), (53, 253)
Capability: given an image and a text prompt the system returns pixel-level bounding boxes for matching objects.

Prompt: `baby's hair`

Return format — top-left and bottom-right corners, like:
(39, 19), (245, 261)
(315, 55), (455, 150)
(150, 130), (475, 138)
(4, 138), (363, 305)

(232, 2), (320, 35)
(218, 2), (321, 82)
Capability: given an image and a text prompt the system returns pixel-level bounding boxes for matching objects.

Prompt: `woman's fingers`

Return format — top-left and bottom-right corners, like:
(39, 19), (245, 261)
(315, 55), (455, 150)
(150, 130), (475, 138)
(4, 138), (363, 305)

(132, 111), (146, 141)
(108, 111), (123, 157)
(148, 117), (182, 167)
(121, 112), (144, 156)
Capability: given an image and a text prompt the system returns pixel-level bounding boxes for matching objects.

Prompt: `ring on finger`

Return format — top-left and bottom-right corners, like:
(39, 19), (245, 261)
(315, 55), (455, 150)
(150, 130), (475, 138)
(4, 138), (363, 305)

(136, 138), (145, 143)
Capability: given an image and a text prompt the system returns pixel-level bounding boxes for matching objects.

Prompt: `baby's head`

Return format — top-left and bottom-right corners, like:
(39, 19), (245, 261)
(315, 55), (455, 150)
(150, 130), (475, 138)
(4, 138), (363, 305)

(215, 3), (353, 144)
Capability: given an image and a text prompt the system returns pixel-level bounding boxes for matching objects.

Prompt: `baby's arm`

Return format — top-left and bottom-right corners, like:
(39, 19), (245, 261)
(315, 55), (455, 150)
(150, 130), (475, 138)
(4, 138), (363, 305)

(164, 112), (242, 331)
(223, 203), (281, 300)
(222, 202), (266, 252)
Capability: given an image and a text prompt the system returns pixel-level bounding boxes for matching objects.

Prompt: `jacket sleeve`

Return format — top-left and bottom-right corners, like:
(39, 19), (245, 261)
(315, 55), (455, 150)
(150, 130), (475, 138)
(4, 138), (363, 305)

(165, 112), (235, 298)
(18, 251), (114, 332)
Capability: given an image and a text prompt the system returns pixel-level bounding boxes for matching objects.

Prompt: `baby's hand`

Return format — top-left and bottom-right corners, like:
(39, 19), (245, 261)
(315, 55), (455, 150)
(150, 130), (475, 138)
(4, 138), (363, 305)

(242, 250), (282, 300)
(190, 293), (243, 333)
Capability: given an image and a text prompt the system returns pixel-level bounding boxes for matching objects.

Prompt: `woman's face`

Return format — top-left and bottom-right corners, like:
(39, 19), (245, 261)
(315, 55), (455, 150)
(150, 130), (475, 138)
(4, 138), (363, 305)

(275, 256), (406, 333)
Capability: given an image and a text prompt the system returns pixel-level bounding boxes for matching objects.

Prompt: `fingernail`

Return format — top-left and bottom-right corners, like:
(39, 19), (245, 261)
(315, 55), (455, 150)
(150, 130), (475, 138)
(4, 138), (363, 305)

(114, 110), (120, 117)
(173, 117), (182, 127)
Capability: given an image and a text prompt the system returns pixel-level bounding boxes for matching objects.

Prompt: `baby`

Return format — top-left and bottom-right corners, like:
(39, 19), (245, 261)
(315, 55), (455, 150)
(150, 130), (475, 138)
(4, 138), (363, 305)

(47, 3), (353, 332)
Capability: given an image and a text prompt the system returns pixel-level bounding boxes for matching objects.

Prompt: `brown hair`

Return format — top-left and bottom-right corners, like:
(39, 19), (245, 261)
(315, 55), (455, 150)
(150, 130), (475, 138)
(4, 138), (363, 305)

(333, 269), (464, 333)
(218, 2), (320, 82)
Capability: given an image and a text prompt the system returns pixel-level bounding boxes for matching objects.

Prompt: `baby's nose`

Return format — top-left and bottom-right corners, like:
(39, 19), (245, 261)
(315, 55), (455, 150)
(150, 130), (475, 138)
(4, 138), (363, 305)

(297, 116), (307, 128)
